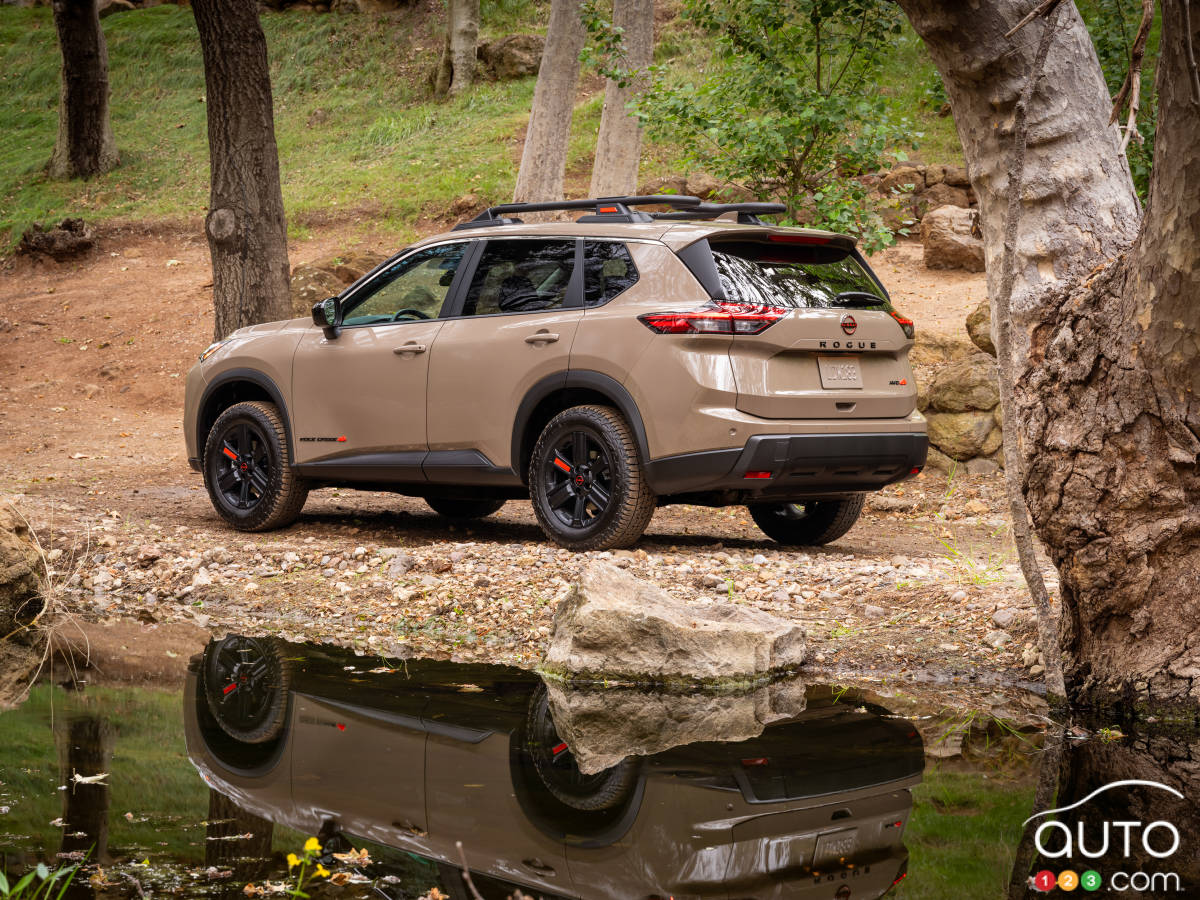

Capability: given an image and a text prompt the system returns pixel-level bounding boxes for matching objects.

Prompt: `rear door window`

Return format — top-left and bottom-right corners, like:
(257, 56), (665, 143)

(583, 241), (639, 306)
(711, 241), (890, 310)
(459, 239), (577, 316)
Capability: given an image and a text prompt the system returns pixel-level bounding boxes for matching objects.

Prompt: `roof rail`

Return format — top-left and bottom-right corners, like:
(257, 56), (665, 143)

(453, 195), (703, 230)
(651, 202), (787, 226)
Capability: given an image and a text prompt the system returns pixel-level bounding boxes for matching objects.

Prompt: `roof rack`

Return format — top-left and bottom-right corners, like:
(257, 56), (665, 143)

(452, 195), (703, 230)
(650, 202), (787, 226)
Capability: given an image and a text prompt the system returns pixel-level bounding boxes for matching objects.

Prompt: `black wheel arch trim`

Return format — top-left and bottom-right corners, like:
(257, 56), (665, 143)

(512, 370), (651, 484)
(198, 369), (295, 462)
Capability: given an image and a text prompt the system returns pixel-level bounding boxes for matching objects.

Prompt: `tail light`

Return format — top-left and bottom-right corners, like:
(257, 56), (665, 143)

(889, 310), (915, 339)
(638, 301), (785, 335)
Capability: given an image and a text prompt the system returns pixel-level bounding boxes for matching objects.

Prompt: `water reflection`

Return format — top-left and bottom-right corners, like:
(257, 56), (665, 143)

(187, 635), (922, 899)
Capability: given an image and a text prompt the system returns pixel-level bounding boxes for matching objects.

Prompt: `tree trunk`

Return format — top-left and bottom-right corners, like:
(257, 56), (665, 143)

(57, 716), (112, 864)
(48, 0), (119, 180)
(435, 0), (481, 98)
(898, 0), (1200, 706)
(193, 0), (292, 341)
(588, 0), (655, 197)
(206, 788), (275, 896)
(513, 0), (586, 205)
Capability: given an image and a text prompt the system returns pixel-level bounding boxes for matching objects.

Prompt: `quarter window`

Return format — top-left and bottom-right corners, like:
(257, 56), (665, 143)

(342, 242), (466, 326)
(460, 240), (576, 317)
(583, 241), (639, 307)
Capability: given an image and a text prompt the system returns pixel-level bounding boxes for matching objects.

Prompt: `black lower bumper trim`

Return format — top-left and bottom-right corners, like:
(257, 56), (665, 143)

(646, 432), (928, 497)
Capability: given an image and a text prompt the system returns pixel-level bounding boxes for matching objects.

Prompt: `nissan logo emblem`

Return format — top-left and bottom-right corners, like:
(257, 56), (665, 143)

(841, 315), (858, 335)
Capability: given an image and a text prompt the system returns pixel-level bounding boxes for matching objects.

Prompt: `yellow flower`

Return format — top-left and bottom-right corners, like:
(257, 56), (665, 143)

(314, 865), (330, 879)
(303, 837), (322, 854)
(286, 853), (299, 870)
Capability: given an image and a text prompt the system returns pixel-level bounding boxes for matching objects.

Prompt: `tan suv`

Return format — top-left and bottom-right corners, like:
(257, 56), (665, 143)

(184, 196), (927, 550)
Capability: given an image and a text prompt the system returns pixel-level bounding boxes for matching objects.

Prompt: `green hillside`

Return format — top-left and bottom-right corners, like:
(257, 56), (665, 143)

(0, 3), (960, 250)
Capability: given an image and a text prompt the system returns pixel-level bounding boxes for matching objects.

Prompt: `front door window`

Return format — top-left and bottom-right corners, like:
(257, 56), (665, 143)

(343, 242), (467, 326)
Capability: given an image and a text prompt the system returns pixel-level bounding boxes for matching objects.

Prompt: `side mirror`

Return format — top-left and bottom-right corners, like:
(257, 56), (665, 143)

(312, 296), (341, 338)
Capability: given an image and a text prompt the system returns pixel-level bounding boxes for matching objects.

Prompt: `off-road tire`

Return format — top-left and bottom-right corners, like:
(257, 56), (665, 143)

(425, 497), (506, 520)
(524, 686), (638, 812)
(749, 495), (866, 546)
(202, 636), (293, 744)
(203, 401), (307, 532)
(529, 404), (656, 551)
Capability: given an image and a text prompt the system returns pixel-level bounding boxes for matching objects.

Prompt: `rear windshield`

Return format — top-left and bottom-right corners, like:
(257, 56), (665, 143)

(711, 241), (890, 310)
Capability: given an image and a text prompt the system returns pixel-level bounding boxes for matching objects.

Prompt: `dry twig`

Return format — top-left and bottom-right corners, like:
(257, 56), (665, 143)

(1108, 0), (1156, 153)
(454, 841), (486, 900)
(1005, 0), (1063, 39)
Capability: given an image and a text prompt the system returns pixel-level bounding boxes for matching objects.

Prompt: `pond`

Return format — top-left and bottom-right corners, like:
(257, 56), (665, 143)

(1, 636), (1197, 898)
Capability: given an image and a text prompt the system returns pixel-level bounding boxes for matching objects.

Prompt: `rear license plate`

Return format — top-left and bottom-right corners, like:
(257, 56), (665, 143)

(818, 355), (863, 389)
(814, 828), (859, 867)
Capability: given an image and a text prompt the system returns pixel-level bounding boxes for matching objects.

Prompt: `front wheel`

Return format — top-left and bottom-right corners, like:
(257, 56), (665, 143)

(748, 495), (865, 546)
(425, 497), (506, 520)
(203, 400), (307, 531)
(529, 405), (655, 551)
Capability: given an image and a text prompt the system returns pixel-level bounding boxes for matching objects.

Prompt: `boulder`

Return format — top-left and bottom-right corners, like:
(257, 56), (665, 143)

(544, 676), (807, 774)
(915, 182), (971, 214)
(639, 174), (688, 196)
(910, 330), (976, 366)
(1, 502), (42, 639)
(18, 218), (96, 261)
(479, 34), (544, 80)
(942, 164), (971, 187)
(927, 352), (1000, 412)
(289, 251), (388, 318)
(924, 445), (957, 473)
(879, 165), (925, 194)
(926, 410), (999, 460)
(98, 0), (136, 16)
(966, 298), (995, 355)
(543, 562), (805, 681)
(921, 205), (985, 272)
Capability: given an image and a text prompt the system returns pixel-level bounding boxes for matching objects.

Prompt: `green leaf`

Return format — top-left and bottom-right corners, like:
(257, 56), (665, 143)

(36, 864), (49, 881)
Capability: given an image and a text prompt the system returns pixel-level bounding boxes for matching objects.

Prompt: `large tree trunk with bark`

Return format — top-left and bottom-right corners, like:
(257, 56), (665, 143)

(48, 0), (119, 180)
(193, 0), (292, 341)
(513, 0), (586, 204)
(434, 0), (481, 97)
(588, 0), (655, 197)
(899, 0), (1200, 707)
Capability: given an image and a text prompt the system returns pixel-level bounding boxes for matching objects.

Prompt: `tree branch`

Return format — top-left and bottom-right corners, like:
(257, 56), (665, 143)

(1108, 0), (1155, 157)
(997, 2), (1067, 701)
(1004, 0), (1063, 39)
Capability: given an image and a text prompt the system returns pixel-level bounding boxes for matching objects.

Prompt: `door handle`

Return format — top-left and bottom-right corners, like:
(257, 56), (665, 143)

(524, 332), (560, 344)
(393, 343), (427, 355)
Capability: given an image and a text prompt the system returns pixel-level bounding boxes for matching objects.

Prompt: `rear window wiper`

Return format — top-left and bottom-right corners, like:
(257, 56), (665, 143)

(832, 290), (889, 308)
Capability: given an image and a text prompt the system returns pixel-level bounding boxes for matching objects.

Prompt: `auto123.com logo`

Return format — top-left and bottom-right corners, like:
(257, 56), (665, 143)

(1024, 779), (1186, 893)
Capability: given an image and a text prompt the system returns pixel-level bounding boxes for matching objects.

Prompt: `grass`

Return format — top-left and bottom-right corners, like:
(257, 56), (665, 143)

(896, 767), (1037, 899)
(0, 4), (963, 251)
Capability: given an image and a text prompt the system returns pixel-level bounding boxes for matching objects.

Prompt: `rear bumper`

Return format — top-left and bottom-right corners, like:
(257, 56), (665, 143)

(645, 431), (928, 497)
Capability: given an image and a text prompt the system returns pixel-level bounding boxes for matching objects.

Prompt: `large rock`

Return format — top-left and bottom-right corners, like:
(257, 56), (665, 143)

(1, 502), (41, 639)
(926, 410), (1001, 460)
(879, 165), (925, 194)
(915, 182), (971, 214)
(18, 218), (96, 261)
(966, 298), (996, 355)
(544, 677), (806, 774)
(921, 205), (985, 272)
(289, 251), (388, 318)
(910, 330), (976, 366)
(479, 34), (544, 79)
(928, 352), (1000, 413)
(543, 562), (805, 681)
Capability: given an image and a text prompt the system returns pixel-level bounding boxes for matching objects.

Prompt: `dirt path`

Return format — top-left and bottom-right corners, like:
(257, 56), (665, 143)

(1, 225), (1052, 687)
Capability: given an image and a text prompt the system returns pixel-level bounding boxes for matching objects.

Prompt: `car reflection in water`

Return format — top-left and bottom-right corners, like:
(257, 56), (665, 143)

(184, 636), (923, 899)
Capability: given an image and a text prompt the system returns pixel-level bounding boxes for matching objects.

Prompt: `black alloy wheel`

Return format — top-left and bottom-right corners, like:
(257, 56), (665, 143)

(525, 686), (638, 812)
(748, 494), (866, 546)
(544, 429), (615, 531)
(202, 635), (292, 744)
(213, 421), (270, 512)
(528, 405), (656, 551)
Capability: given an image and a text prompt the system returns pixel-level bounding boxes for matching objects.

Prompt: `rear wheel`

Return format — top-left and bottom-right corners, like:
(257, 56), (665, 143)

(529, 405), (655, 551)
(202, 635), (292, 744)
(749, 495), (865, 546)
(203, 401), (307, 532)
(424, 497), (506, 520)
